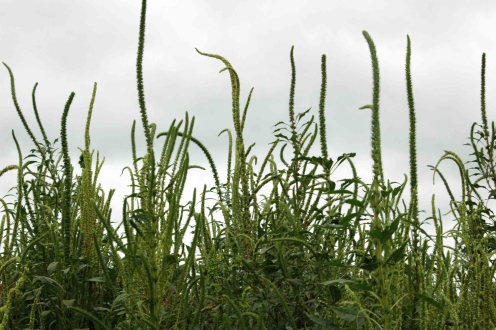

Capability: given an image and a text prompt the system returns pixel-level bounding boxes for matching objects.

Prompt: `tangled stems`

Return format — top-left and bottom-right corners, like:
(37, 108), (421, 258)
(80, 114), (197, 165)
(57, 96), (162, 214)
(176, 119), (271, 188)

(2, 1), (496, 327)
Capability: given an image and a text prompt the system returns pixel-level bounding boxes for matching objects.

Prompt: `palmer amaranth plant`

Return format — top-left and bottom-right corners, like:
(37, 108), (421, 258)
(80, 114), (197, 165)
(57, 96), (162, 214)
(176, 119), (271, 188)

(0, 0), (495, 329)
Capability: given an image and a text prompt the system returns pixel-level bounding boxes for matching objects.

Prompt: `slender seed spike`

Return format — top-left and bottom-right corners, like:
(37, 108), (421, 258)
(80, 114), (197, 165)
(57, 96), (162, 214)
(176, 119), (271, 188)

(60, 92), (76, 265)
(362, 31), (384, 187)
(318, 54), (329, 171)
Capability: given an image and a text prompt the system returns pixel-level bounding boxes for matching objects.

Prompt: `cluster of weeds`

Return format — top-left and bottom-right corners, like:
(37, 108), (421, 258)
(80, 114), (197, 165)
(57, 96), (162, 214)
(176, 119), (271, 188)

(0, 1), (495, 329)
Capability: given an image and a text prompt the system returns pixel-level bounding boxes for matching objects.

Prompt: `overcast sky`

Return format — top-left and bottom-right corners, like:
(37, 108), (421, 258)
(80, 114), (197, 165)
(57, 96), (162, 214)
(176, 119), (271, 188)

(1, 0), (495, 253)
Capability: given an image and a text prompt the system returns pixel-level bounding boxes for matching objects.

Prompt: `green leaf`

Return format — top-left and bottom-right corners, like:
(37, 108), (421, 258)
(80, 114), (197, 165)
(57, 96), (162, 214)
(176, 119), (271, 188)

(336, 152), (356, 162)
(164, 254), (179, 265)
(382, 215), (402, 242)
(286, 278), (306, 286)
(321, 224), (346, 229)
(369, 215), (402, 244)
(416, 293), (443, 311)
(274, 133), (290, 140)
(33, 276), (64, 289)
(47, 262), (59, 275)
(316, 188), (354, 195)
(384, 242), (407, 266)
(345, 199), (364, 208)
(348, 282), (373, 291)
(392, 185), (402, 198)
(305, 312), (340, 328)
(295, 107), (312, 123)
(22, 160), (38, 168)
(320, 279), (355, 286)
(257, 247), (271, 254)
(359, 255), (379, 271)
(359, 104), (374, 110)
(114, 292), (131, 304)
(331, 306), (360, 322)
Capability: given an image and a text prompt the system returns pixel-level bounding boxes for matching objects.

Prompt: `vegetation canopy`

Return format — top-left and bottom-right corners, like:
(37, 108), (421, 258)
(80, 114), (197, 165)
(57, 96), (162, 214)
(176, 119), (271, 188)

(0, 1), (495, 329)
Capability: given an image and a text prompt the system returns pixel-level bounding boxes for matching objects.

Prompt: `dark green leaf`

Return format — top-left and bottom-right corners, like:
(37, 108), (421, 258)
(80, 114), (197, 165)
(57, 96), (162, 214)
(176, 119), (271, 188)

(331, 306), (360, 322)
(384, 242), (407, 266)
(305, 312), (340, 328)
(416, 293), (443, 311)
(33, 276), (63, 289)
(286, 278), (306, 286)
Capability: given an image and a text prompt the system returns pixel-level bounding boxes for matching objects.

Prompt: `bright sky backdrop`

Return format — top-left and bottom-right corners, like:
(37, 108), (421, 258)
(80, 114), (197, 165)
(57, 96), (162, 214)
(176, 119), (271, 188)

(1, 0), (495, 254)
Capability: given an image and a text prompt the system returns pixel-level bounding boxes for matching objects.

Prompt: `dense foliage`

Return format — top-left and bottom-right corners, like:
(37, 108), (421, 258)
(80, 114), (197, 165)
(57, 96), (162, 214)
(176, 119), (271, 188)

(0, 1), (495, 329)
